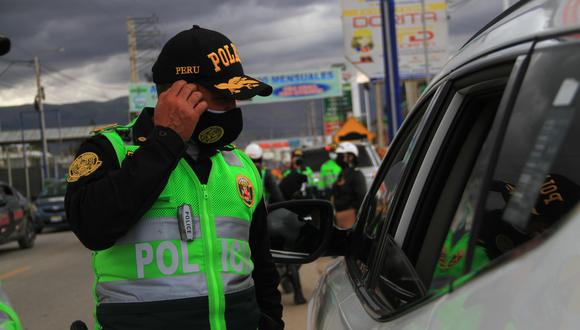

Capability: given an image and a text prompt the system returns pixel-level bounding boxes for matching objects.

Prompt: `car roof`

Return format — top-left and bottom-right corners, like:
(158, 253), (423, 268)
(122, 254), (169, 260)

(431, 0), (580, 85)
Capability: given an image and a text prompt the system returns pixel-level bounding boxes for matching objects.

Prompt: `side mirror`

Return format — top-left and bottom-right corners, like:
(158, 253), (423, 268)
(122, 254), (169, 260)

(0, 35), (11, 56)
(267, 199), (334, 264)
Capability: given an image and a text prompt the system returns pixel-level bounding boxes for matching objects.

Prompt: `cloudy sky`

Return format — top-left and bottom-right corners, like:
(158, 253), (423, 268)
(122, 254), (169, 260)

(0, 0), (504, 106)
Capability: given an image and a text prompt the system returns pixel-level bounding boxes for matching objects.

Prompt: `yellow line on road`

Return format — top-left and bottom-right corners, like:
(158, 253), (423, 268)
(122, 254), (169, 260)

(0, 266), (31, 280)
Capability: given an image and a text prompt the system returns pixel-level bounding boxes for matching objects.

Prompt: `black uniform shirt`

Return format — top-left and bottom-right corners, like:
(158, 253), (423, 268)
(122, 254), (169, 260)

(65, 108), (283, 329)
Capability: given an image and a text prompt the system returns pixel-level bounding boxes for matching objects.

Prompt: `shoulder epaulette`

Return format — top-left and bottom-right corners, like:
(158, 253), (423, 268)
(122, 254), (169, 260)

(92, 123), (119, 134)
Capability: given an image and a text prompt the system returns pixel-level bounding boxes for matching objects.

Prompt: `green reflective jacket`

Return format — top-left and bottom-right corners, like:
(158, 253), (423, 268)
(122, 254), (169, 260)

(0, 286), (23, 330)
(92, 128), (263, 330)
(319, 159), (342, 190)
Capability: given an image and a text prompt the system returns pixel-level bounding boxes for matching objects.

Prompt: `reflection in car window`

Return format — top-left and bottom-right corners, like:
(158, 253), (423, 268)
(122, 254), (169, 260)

(433, 41), (580, 292)
(350, 96), (433, 282)
(480, 43), (580, 262)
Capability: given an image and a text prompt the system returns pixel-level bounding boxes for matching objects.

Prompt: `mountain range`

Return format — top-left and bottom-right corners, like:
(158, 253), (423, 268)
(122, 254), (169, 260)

(0, 97), (325, 145)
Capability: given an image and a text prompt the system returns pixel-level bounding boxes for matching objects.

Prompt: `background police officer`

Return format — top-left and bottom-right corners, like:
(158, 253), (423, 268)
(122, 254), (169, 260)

(65, 26), (283, 330)
(245, 143), (284, 205)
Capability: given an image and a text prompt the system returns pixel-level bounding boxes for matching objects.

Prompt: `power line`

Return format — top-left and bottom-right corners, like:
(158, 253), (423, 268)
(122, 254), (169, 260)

(41, 65), (127, 91)
(0, 62), (14, 78)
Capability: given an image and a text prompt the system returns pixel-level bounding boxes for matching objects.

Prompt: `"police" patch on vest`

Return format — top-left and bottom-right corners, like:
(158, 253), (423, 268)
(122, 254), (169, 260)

(236, 175), (254, 207)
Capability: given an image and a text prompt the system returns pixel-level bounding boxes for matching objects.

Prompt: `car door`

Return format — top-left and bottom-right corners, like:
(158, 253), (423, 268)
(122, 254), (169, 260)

(310, 81), (445, 330)
(311, 41), (536, 329)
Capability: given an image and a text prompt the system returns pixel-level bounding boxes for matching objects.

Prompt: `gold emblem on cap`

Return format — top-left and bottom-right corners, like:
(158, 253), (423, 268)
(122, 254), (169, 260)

(67, 152), (103, 183)
(198, 126), (225, 144)
(214, 77), (260, 95)
(137, 136), (147, 143)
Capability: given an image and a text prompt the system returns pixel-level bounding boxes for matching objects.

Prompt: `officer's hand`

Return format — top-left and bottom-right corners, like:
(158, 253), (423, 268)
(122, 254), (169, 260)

(154, 80), (208, 141)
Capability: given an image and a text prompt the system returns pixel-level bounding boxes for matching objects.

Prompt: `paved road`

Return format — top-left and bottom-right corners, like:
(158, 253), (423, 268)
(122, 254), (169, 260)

(0, 229), (327, 330)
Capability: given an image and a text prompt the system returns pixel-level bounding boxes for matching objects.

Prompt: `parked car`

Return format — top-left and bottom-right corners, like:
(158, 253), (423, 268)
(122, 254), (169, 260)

(33, 179), (68, 232)
(0, 182), (36, 249)
(267, 0), (580, 328)
(301, 141), (381, 190)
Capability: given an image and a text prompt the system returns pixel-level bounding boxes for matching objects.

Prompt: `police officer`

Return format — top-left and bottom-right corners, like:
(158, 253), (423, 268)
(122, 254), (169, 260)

(245, 143), (284, 205)
(279, 149), (315, 200)
(65, 26), (283, 330)
(331, 142), (367, 229)
(318, 144), (342, 200)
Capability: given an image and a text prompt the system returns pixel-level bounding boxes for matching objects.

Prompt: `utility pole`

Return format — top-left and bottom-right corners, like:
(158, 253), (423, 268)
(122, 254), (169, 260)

(34, 56), (49, 183)
(20, 112), (31, 199)
(420, 0), (431, 83)
(374, 80), (386, 147)
(127, 18), (139, 84)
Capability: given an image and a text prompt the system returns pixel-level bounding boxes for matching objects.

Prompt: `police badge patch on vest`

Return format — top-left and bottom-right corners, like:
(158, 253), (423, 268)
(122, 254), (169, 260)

(67, 152), (103, 183)
(236, 175), (254, 207)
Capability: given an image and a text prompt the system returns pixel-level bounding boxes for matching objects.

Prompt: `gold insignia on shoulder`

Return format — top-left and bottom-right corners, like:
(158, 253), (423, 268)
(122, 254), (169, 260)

(214, 77), (260, 95)
(92, 123), (118, 134)
(67, 152), (103, 183)
(198, 126), (224, 144)
(236, 175), (255, 208)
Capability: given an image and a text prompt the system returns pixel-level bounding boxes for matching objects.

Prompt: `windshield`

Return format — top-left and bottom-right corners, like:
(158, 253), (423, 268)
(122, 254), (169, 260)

(38, 181), (67, 198)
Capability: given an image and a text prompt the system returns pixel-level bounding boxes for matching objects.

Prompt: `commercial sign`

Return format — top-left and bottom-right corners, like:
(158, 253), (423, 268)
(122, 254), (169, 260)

(396, 0), (449, 79)
(129, 83), (157, 113)
(240, 68), (343, 105)
(341, 0), (384, 79)
(324, 84), (352, 137)
(341, 0), (449, 79)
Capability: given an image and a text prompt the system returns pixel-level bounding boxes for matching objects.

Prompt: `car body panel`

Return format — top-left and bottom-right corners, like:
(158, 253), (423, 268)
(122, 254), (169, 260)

(431, 0), (579, 88)
(0, 182), (35, 247)
(428, 206), (580, 329)
(309, 259), (436, 330)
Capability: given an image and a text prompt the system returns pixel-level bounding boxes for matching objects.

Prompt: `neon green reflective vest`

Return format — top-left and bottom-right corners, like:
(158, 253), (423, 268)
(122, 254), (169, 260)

(319, 159), (342, 190)
(0, 287), (23, 330)
(431, 232), (489, 293)
(92, 129), (263, 330)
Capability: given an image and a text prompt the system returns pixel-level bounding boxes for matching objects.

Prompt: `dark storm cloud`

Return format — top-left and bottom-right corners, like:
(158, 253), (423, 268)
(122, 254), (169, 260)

(0, 0), (503, 105)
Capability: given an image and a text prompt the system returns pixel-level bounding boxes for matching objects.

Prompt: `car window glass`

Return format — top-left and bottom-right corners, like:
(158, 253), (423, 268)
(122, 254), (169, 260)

(39, 181), (67, 198)
(356, 145), (373, 167)
(2, 185), (14, 196)
(477, 42), (580, 267)
(349, 95), (433, 282)
(432, 41), (580, 292)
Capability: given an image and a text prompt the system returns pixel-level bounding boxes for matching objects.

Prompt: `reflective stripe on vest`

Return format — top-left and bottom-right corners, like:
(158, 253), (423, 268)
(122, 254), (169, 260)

(95, 130), (263, 330)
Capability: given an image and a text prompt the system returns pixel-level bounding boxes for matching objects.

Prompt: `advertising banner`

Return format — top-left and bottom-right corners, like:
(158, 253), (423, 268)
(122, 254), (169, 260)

(324, 83), (352, 137)
(396, 0), (449, 79)
(129, 83), (157, 113)
(341, 0), (449, 80)
(240, 68), (343, 105)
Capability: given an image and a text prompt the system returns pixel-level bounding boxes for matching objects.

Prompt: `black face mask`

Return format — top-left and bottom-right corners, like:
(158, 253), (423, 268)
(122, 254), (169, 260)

(336, 154), (348, 168)
(191, 107), (243, 149)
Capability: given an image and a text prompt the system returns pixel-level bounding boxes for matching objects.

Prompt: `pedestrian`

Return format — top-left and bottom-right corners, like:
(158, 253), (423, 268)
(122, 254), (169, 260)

(331, 142), (367, 229)
(279, 149), (315, 200)
(0, 284), (23, 330)
(245, 143), (284, 205)
(318, 144), (342, 200)
(65, 25), (283, 330)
